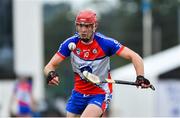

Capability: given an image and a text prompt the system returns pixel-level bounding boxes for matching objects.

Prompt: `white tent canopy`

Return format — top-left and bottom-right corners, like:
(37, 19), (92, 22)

(110, 45), (180, 117)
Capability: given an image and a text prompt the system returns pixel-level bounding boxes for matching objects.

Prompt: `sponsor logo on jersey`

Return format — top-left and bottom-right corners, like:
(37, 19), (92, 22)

(83, 94), (90, 97)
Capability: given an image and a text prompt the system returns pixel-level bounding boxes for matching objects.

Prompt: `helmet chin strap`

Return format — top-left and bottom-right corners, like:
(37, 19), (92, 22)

(81, 38), (90, 43)
(77, 24), (96, 43)
(93, 23), (96, 33)
(81, 24), (96, 43)
(81, 32), (94, 43)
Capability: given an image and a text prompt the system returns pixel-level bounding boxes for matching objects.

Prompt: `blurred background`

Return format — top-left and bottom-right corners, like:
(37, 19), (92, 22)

(0, 0), (180, 117)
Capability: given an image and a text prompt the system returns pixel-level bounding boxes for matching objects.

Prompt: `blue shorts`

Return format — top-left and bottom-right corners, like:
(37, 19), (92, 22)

(18, 105), (31, 116)
(66, 90), (112, 114)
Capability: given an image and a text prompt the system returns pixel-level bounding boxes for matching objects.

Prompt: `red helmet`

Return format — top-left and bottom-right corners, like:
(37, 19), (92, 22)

(75, 9), (97, 24)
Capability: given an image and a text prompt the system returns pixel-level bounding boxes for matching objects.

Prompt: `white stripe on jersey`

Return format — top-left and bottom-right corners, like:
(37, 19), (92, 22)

(70, 52), (111, 94)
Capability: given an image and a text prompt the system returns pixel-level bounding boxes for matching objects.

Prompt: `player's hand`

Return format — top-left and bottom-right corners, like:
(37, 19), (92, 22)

(47, 71), (60, 86)
(135, 75), (151, 89)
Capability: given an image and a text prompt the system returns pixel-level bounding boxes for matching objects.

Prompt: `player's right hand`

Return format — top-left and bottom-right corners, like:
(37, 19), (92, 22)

(47, 71), (60, 85)
(135, 75), (151, 89)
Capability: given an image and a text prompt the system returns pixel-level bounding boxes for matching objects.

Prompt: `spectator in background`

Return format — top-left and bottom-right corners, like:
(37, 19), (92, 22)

(9, 76), (36, 117)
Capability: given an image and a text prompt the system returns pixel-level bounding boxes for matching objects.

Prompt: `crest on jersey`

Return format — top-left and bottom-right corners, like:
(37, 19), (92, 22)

(84, 51), (89, 58)
(92, 48), (97, 54)
(76, 48), (81, 55)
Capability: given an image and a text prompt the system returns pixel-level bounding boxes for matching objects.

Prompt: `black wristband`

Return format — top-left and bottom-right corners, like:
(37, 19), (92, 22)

(136, 75), (144, 79)
(47, 71), (59, 84)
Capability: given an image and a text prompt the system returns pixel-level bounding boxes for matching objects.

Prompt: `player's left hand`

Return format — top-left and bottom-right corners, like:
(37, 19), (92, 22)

(135, 75), (151, 89)
(47, 71), (60, 86)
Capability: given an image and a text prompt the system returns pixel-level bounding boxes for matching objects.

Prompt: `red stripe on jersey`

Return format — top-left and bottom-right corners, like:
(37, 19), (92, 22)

(116, 45), (125, 55)
(73, 39), (105, 60)
(74, 73), (106, 95)
(108, 72), (113, 93)
(56, 52), (66, 59)
(101, 101), (107, 112)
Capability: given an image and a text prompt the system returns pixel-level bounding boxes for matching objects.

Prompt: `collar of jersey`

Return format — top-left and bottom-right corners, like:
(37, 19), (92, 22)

(80, 39), (94, 45)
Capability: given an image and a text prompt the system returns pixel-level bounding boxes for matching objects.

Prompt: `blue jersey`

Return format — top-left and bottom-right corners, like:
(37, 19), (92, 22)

(57, 32), (124, 95)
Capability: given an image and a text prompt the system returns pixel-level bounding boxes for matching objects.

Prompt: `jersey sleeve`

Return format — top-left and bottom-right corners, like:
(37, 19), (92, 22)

(105, 38), (124, 56)
(57, 39), (71, 58)
(57, 35), (79, 58)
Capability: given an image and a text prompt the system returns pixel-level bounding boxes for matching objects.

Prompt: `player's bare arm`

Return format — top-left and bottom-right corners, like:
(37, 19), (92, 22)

(44, 53), (64, 85)
(117, 47), (144, 76)
(117, 46), (151, 88)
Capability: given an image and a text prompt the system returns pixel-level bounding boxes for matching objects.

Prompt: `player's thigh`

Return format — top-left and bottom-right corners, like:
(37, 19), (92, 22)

(81, 104), (103, 117)
(66, 111), (80, 117)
